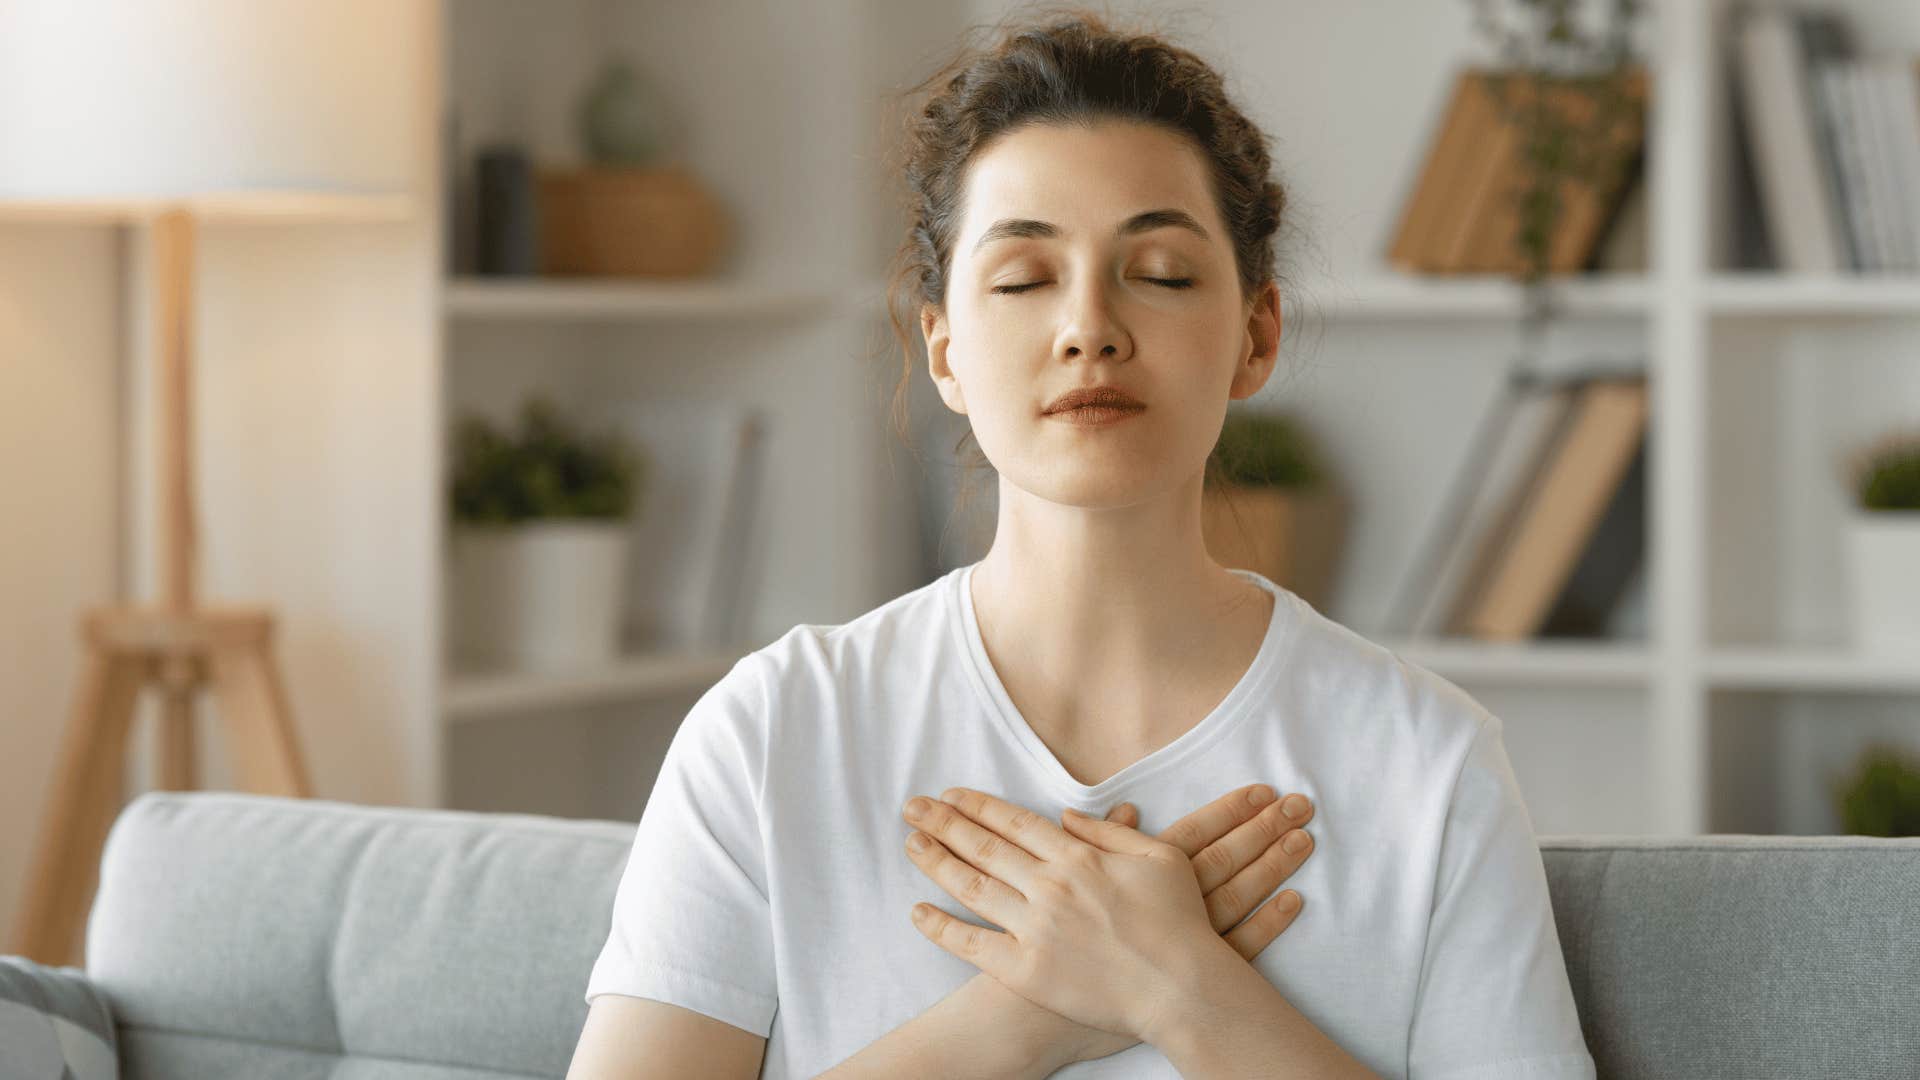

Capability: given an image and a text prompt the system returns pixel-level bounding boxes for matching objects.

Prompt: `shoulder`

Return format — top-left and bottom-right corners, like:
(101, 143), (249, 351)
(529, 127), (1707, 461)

(1276, 592), (1493, 764)
(733, 569), (957, 708)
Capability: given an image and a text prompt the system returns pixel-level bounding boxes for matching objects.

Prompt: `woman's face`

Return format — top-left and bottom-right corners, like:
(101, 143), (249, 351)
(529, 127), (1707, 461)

(921, 119), (1281, 511)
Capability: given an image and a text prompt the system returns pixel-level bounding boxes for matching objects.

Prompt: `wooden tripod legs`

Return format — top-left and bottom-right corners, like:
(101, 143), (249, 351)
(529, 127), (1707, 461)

(6, 605), (313, 967)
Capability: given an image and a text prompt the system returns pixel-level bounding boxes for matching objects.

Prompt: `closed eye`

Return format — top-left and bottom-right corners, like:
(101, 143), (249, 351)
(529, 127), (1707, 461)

(990, 277), (1195, 295)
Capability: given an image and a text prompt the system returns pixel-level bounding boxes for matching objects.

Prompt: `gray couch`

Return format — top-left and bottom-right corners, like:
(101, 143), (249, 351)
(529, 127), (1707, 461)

(19, 790), (1920, 1078)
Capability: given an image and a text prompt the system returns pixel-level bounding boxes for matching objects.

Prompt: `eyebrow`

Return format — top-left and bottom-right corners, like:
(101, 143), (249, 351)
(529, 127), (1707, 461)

(970, 208), (1211, 254)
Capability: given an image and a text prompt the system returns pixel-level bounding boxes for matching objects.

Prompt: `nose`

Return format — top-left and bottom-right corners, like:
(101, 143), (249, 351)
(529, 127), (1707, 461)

(1056, 276), (1132, 364)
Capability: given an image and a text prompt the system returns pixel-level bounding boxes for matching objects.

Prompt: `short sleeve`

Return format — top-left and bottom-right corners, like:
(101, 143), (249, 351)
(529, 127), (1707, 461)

(583, 654), (779, 1037)
(1406, 712), (1595, 1079)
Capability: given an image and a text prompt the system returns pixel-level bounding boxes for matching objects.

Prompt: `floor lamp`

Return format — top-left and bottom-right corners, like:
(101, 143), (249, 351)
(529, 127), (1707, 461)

(0, 1), (414, 968)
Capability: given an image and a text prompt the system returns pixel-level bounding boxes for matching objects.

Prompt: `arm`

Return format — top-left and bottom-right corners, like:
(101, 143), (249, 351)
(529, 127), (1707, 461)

(567, 995), (768, 1080)
(815, 972), (1078, 1080)
(1145, 941), (1382, 1080)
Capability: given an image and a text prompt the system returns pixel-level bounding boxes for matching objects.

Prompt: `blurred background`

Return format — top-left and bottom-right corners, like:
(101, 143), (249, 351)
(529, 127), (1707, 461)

(4, 0), (1920, 949)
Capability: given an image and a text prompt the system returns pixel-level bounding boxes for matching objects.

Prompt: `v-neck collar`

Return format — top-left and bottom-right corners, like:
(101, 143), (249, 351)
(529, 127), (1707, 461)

(948, 559), (1300, 807)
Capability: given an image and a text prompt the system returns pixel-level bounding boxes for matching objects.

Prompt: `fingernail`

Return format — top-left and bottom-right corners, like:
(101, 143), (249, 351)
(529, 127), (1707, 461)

(1283, 829), (1311, 855)
(905, 797), (930, 819)
(907, 831), (930, 852)
(1248, 785), (1275, 806)
(1278, 891), (1301, 912)
(1281, 795), (1309, 820)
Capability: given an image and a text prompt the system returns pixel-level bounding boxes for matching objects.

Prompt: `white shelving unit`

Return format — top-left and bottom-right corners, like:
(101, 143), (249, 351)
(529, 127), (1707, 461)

(430, 0), (1918, 835)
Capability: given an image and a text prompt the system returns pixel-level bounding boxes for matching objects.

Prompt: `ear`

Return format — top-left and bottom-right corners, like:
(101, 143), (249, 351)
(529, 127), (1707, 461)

(921, 303), (967, 416)
(1229, 280), (1282, 402)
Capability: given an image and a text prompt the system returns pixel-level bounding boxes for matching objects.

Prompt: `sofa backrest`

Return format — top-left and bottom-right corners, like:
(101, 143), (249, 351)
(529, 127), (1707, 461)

(85, 792), (1920, 1079)
(1541, 833), (1920, 1078)
(87, 791), (632, 1079)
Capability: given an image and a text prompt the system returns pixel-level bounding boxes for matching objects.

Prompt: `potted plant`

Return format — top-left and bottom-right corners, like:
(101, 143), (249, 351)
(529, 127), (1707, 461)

(1201, 409), (1347, 614)
(1840, 429), (1920, 651)
(1831, 743), (1920, 837)
(448, 395), (645, 672)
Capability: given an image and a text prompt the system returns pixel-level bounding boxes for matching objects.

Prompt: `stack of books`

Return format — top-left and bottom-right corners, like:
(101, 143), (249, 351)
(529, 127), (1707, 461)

(1390, 370), (1649, 642)
(1388, 66), (1650, 275)
(1731, 5), (1920, 272)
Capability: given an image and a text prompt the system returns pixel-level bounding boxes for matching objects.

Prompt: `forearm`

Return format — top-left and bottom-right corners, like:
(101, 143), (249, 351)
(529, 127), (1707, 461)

(814, 973), (1079, 1080)
(1146, 942), (1381, 1080)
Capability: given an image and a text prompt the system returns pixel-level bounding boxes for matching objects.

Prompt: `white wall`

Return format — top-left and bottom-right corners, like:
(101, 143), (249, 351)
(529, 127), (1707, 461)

(0, 1), (443, 949)
(0, 226), (125, 946)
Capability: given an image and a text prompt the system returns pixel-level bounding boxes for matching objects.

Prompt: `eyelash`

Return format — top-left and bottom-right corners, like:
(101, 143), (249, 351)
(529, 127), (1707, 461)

(991, 277), (1195, 295)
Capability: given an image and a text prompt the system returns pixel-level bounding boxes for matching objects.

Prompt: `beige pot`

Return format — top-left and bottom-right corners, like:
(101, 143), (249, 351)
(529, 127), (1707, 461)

(536, 164), (730, 277)
(1202, 484), (1347, 615)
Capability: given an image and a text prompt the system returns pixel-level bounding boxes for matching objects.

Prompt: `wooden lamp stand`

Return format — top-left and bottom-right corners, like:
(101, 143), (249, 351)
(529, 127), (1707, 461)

(7, 209), (314, 968)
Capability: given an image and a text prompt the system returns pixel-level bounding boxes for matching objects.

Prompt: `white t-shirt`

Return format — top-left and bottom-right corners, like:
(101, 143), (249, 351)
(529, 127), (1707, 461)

(585, 561), (1594, 1079)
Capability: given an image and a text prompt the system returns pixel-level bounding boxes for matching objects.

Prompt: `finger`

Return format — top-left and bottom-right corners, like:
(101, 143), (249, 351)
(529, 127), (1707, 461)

(1060, 807), (1166, 857)
(1203, 825), (1315, 933)
(939, 787), (1076, 863)
(1104, 802), (1139, 829)
(904, 829), (1026, 929)
(910, 901), (1019, 979)
(1190, 793), (1316, 894)
(1221, 889), (1304, 960)
(1157, 785), (1303, 860)
(908, 794), (1045, 890)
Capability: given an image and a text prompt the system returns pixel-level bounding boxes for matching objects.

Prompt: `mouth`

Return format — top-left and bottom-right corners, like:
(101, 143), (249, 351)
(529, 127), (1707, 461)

(1042, 386), (1147, 414)
(1046, 403), (1146, 427)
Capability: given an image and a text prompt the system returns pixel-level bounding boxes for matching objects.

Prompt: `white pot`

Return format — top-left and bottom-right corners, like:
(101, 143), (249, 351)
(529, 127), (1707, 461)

(1844, 509), (1920, 653)
(450, 519), (630, 672)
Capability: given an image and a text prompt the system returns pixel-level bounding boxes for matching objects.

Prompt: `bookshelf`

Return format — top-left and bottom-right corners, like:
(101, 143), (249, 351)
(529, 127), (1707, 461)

(427, 0), (1918, 836)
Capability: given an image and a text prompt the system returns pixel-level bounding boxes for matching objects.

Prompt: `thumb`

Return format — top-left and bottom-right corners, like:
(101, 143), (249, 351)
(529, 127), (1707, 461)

(1063, 806), (1161, 856)
(1103, 802), (1139, 829)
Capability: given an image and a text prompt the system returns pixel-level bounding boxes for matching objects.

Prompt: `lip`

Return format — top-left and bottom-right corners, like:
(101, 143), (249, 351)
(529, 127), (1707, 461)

(1042, 385), (1146, 414)
(1048, 404), (1146, 427)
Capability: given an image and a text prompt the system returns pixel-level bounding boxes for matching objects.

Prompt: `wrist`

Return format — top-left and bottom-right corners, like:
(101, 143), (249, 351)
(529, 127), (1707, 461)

(960, 971), (1085, 1075)
(1140, 936), (1249, 1055)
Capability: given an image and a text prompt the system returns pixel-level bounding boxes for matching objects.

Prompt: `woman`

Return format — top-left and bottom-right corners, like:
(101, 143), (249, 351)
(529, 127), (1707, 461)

(569, 9), (1590, 1079)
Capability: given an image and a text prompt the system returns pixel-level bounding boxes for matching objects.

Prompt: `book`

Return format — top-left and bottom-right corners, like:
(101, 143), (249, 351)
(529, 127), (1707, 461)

(1388, 68), (1482, 273)
(1387, 374), (1582, 637)
(1387, 67), (1647, 275)
(1442, 73), (1520, 271)
(696, 409), (767, 649)
(587, 400), (761, 652)
(1454, 376), (1650, 641)
(1733, 7), (1846, 272)
(1796, 11), (1859, 268)
(1537, 430), (1646, 638)
(1864, 60), (1920, 271)
(1879, 59), (1920, 270)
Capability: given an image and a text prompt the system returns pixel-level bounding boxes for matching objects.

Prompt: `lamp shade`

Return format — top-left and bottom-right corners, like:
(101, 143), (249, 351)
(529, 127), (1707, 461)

(0, 0), (416, 221)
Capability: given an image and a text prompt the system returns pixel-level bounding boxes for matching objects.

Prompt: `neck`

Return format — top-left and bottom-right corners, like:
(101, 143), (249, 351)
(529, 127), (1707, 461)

(967, 470), (1271, 744)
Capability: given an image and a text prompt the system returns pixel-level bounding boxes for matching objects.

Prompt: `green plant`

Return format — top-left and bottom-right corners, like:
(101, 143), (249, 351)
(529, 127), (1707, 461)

(449, 395), (643, 525)
(1208, 410), (1326, 490)
(1849, 430), (1920, 511)
(1832, 743), (1920, 837)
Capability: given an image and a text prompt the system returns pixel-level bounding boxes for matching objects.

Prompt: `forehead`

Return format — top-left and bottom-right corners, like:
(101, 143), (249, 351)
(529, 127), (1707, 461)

(957, 120), (1219, 249)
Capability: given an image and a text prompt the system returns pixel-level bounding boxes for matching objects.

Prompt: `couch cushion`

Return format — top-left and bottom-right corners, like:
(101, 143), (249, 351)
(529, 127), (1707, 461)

(86, 792), (637, 1080)
(0, 955), (119, 1080)
(1542, 834), (1920, 1080)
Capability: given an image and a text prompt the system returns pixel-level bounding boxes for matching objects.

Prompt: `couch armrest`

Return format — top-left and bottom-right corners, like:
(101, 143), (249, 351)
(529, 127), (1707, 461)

(0, 955), (120, 1079)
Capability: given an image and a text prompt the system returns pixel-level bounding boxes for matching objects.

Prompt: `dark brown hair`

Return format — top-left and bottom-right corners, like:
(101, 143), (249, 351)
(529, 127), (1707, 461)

(879, 5), (1311, 534)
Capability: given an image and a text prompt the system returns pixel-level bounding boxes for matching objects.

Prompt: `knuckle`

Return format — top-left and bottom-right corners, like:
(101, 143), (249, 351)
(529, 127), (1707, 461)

(973, 832), (1004, 862)
(1007, 807), (1040, 834)
(959, 870), (990, 902)
(1209, 880), (1242, 921)
(1160, 820), (1199, 851)
(1194, 842), (1233, 877)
